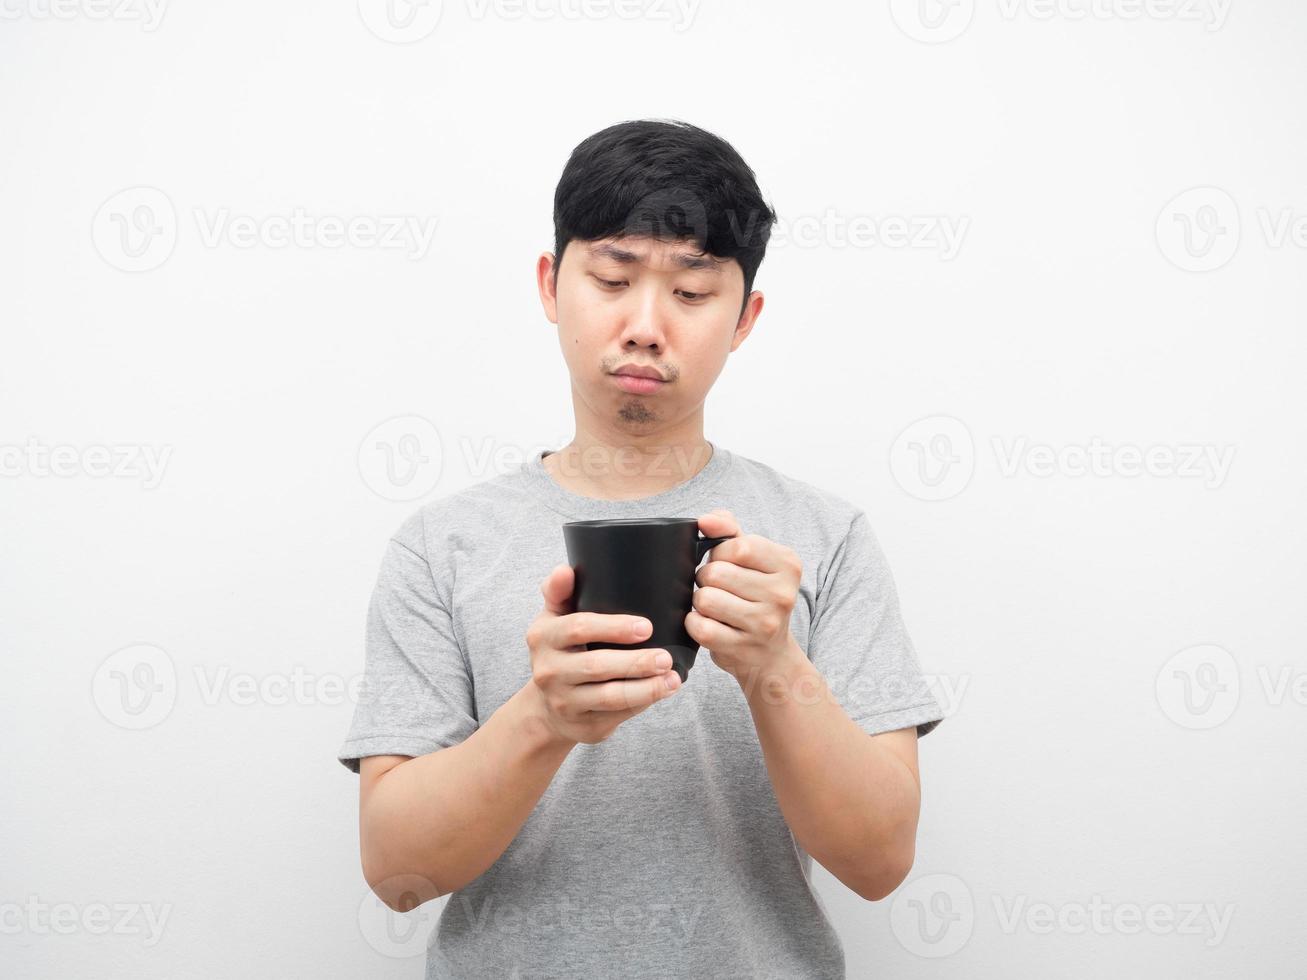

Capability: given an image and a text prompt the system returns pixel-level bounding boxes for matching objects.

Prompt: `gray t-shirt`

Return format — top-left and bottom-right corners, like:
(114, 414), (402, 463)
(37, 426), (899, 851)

(339, 441), (944, 979)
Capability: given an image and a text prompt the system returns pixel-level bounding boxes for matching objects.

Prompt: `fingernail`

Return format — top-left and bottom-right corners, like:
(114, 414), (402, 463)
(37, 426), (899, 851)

(633, 619), (651, 637)
(664, 671), (681, 691)
(655, 651), (672, 669)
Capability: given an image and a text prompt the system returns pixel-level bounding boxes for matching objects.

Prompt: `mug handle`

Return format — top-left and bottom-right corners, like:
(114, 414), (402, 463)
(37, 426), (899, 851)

(695, 533), (735, 565)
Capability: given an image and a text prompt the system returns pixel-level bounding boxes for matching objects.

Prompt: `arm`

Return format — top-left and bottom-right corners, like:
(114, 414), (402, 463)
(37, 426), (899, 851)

(686, 509), (933, 902)
(359, 681), (572, 911)
(741, 643), (922, 901)
(357, 564), (680, 912)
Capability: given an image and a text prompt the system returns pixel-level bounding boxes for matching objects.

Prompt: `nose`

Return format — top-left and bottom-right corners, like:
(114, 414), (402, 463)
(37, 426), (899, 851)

(616, 281), (668, 353)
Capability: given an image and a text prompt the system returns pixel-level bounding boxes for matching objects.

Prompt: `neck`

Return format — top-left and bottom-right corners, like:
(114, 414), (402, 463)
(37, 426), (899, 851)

(542, 422), (714, 501)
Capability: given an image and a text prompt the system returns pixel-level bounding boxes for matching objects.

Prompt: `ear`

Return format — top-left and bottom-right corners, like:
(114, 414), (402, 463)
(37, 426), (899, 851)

(536, 251), (559, 325)
(730, 290), (765, 352)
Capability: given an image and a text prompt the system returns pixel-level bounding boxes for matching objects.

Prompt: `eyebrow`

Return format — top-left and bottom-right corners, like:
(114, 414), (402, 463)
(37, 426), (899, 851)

(586, 242), (721, 274)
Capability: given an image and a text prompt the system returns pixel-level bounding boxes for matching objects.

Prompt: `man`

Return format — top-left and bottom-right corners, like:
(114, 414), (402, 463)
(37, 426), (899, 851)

(339, 118), (944, 979)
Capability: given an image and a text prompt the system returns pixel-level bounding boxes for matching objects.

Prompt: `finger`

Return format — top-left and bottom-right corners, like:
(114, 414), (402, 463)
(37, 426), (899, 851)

(556, 647), (673, 686)
(540, 564), (576, 617)
(574, 672), (681, 713)
(547, 611), (653, 651)
(686, 608), (746, 647)
(704, 534), (791, 574)
(695, 560), (773, 601)
(691, 586), (758, 631)
(697, 509), (740, 538)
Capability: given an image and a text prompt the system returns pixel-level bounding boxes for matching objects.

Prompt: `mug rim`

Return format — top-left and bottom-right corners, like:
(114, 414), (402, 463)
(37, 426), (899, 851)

(563, 517), (698, 529)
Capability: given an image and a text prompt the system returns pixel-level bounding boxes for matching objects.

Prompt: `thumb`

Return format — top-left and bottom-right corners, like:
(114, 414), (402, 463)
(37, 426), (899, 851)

(540, 563), (576, 617)
(697, 509), (734, 535)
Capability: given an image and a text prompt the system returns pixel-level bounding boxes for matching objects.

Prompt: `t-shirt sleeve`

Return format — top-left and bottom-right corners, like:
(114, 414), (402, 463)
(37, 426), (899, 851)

(806, 508), (944, 739)
(337, 513), (479, 773)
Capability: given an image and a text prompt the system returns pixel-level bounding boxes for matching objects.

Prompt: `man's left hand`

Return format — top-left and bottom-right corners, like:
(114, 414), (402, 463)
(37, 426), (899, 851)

(686, 509), (807, 683)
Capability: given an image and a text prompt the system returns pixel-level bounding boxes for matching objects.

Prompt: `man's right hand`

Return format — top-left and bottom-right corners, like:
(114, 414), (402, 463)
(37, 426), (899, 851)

(525, 564), (683, 746)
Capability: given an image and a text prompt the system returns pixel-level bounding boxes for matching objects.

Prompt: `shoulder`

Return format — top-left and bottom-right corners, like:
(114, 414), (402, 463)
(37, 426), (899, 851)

(385, 466), (529, 565)
(721, 450), (900, 600)
(727, 449), (866, 543)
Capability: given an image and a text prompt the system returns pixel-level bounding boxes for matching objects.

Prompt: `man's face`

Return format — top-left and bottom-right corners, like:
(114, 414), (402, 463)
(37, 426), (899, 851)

(538, 235), (762, 430)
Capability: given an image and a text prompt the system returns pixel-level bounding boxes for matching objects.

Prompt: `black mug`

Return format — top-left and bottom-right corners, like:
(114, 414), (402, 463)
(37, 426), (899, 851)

(562, 517), (735, 683)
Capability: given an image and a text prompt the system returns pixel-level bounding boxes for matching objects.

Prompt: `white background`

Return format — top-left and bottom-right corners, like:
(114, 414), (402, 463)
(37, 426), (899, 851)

(3, 0), (1305, 976)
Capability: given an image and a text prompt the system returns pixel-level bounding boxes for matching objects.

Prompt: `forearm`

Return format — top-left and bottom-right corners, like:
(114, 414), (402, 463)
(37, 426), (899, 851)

(741, 648), (920, 901)
(362, 682), (574, 906)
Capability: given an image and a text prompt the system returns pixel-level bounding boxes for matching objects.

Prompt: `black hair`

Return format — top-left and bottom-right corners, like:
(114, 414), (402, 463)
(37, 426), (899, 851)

(552, 118), (777, 318)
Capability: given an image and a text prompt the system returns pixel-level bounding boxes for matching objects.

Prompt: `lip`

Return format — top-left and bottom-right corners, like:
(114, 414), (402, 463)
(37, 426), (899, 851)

(610, 364), (668, 395)
(612, 365), (666, 381)
(611, 373), (666, 394)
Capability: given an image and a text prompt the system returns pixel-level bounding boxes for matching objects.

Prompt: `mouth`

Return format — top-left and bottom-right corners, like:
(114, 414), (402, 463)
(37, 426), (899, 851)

(610, 373), (667, 394)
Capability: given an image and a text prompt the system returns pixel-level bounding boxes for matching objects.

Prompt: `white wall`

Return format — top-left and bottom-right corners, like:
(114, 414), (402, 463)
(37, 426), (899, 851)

(3, 1), (1304, 976)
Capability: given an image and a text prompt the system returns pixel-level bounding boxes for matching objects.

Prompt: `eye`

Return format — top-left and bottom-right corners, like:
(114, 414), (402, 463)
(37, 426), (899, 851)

(677, 290), (709, 301)
(594, 277), (626, 289)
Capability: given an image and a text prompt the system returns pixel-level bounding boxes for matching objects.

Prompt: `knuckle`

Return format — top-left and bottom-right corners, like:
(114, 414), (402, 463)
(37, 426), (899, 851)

(562, 617), (587, 647)
(579, 651), (600, 680)
(604, 685), (634, 712)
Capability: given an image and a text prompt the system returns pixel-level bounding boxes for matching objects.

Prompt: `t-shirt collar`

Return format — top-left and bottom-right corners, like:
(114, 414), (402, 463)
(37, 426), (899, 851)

(521, 440), (734, 520)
